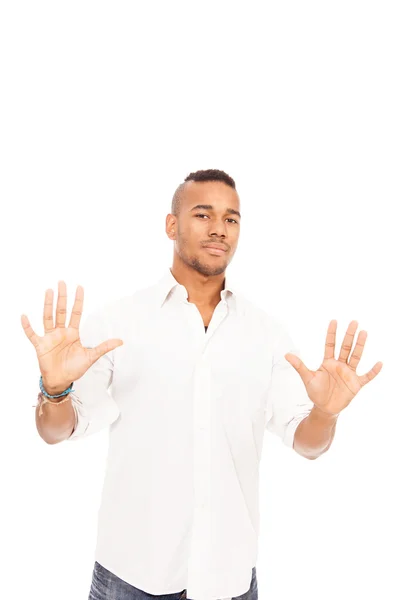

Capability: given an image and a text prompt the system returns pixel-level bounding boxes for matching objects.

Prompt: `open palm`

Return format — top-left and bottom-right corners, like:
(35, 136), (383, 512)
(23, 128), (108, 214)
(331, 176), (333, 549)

(285, 320), (383, 416)
(21, 281), (123, 392)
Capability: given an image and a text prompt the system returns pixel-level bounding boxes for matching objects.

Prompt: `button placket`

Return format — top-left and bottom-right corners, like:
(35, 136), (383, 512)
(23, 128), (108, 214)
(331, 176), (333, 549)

(185, 301), (229, 598)
(187, 355), (212, 596)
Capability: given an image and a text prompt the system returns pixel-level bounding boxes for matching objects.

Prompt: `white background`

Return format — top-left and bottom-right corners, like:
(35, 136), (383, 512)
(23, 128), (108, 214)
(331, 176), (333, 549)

(1, 1), (399, 599)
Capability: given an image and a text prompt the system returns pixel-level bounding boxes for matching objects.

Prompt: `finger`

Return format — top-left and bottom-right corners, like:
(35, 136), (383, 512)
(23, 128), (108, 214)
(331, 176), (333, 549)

(324, 319), (337, 360)
(43, 288), (54, 333)
(348, 330), (368, 371)
(21, 314), (40, 348)
(285, 353), (314, 387)
(68, 285), (84, 329)
(55, 281), (67, 328)
(87, 338), (124, 365)
(358, 361), (383, 387)
(338, 320), (358, 363)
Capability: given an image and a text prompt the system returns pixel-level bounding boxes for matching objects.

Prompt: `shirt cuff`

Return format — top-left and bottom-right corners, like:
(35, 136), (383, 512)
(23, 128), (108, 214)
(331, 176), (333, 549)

(282, 411), (312, 449)
(66, 393), (90, 441)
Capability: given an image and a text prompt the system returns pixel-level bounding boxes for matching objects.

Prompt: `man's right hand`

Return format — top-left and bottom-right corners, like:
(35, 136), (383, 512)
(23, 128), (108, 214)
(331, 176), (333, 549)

(21, 281), (123, 395)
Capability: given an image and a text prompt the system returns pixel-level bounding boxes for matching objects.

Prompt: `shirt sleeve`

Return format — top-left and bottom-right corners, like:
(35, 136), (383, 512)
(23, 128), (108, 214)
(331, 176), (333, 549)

(66, 306), (120, 442)
(264, 323), (314, 448)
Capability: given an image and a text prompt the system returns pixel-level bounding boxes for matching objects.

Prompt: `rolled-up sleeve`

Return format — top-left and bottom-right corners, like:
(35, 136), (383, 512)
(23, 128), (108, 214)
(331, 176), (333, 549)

(264, 324), (314, 449)
(67, 307), (120, 442)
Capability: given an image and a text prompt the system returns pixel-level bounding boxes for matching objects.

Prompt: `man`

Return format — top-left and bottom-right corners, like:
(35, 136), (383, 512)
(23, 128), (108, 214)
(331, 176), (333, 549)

(22, 169), (382, 600)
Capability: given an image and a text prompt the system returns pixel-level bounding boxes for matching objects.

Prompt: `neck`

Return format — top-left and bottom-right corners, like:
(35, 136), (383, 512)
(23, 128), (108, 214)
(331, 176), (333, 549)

(170, 264), (225, 307)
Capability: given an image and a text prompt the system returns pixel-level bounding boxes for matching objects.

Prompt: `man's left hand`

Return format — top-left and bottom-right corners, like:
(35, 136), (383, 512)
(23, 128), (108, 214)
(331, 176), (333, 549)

(285, 320), (383, 417)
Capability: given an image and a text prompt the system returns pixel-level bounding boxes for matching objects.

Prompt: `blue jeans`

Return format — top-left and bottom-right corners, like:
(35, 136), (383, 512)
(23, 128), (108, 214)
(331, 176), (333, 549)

(88, 561), (258, 600)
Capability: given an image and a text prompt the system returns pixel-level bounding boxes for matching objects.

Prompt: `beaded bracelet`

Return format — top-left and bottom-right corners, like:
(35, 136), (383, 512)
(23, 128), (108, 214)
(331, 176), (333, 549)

(39, 375), (75, 398)
(33, 376), (76, 417)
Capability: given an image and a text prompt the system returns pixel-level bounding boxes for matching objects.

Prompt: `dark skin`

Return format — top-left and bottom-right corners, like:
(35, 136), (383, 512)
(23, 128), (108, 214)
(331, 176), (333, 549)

(165, 179), (383, 459)
(165, 180), (241, 325)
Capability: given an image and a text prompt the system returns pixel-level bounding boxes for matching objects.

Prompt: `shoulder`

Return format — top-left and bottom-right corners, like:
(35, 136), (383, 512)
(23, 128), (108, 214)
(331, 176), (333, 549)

(88, 280), (159, 326)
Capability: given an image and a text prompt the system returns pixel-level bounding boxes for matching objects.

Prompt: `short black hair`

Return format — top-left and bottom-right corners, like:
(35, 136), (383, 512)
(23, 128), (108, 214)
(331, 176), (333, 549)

(171, 169), (236, 218)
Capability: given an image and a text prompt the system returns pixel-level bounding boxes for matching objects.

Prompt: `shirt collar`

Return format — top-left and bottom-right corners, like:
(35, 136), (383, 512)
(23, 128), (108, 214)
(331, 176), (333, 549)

(157, 268), (238, 309)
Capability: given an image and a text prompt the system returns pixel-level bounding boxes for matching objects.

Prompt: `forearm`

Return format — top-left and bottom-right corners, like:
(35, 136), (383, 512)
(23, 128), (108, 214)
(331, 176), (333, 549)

(293, 405), (338, 460)
(35, 382), (77, 444)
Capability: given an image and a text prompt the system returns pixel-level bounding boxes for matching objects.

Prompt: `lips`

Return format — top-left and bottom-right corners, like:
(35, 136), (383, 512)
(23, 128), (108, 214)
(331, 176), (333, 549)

(203, 246), (227, 256)
(203, 244), (227, 252)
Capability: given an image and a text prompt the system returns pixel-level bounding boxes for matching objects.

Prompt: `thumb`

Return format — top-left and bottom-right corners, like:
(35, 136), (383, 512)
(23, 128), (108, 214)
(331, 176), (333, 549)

(89, 338), (124, 365)
(285, 353), (312, 386)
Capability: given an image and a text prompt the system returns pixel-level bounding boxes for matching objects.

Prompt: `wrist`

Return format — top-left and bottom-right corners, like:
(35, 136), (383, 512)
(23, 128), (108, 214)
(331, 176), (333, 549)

(41, 378), (72, 397)
(311, 404), (340, 423)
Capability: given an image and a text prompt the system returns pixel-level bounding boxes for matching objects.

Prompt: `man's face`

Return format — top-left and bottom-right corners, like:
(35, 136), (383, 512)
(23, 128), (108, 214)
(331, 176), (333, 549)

(168, 180), (241, 277)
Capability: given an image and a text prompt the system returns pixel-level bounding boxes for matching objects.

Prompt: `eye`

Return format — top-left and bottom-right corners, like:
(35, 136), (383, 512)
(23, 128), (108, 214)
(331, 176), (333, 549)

(195, 214), (238, 224)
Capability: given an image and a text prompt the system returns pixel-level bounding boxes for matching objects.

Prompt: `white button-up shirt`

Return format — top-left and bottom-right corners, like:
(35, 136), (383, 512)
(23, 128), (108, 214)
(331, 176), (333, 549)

(67, 268), (314, 600)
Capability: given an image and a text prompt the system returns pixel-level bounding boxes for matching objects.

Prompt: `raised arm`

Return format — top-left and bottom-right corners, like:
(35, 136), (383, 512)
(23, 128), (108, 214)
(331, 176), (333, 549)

(21, 281), (123, 444)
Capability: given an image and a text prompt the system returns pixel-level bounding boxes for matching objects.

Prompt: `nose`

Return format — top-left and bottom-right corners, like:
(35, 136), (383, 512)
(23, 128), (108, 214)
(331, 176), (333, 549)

(208, 220), (228, 238)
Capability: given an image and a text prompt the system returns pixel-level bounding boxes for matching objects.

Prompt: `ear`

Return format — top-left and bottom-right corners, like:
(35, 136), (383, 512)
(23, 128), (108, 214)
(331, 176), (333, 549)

(166, 214), (176, 239)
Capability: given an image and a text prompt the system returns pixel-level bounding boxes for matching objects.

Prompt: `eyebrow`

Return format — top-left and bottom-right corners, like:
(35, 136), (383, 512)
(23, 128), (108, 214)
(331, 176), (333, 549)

(189, 204), (241, 219)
